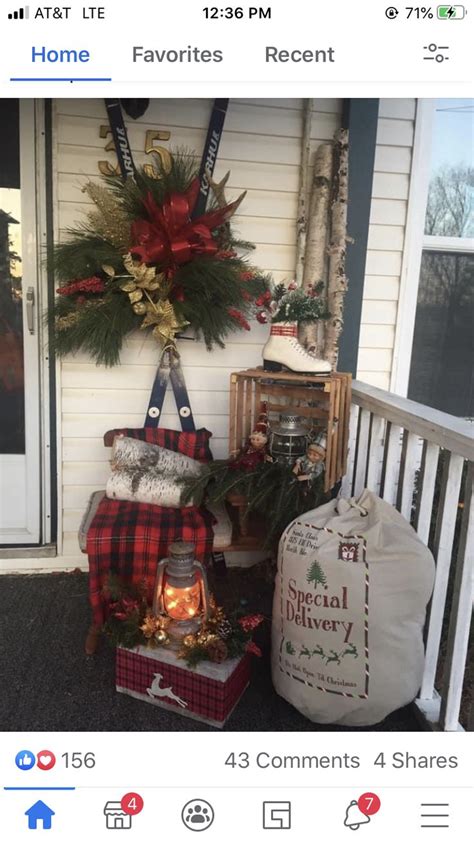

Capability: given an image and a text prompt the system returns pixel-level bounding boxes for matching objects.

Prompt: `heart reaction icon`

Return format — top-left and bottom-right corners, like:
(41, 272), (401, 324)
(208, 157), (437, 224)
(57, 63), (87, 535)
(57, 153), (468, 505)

(36, 751), (56, 771)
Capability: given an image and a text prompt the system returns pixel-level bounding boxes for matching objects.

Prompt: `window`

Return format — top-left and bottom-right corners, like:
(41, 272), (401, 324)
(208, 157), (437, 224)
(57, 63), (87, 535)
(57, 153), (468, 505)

(408, 100), (474, 417)
(0, 100), (24, 453)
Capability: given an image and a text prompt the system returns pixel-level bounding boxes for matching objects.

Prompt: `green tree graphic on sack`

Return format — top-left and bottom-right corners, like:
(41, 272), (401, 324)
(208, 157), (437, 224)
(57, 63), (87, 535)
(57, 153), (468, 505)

(306, 561), (327, 590)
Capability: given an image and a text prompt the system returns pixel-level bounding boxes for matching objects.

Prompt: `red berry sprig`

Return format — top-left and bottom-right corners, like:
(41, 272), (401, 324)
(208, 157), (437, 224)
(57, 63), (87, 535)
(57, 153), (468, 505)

(239, 613), (264, 632)
(56, 276), (105, 296)
(228, 308), (251, 331)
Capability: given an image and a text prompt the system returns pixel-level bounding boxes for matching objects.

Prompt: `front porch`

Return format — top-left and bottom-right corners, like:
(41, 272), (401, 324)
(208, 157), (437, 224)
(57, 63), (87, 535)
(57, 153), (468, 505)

(2, 378), (471, 732)
(1, 96), (472, 732)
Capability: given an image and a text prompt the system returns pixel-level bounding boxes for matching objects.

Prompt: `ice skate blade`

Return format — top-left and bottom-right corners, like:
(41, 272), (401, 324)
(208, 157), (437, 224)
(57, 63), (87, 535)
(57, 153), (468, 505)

(263, 359), (331, 375)
(263, 359), (282, 372)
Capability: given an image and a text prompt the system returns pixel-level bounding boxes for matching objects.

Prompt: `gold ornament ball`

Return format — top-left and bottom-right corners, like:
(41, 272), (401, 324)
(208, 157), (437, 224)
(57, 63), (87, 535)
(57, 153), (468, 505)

(182, 634), (197, 648)
(155, 629), (170, 645)
(197, 631), (219, 647)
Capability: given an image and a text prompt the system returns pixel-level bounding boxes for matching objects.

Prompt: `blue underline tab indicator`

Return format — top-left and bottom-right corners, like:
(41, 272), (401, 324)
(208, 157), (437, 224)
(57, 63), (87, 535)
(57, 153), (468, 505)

(4, 787), (76, 791)
(10, 77), (112, 81)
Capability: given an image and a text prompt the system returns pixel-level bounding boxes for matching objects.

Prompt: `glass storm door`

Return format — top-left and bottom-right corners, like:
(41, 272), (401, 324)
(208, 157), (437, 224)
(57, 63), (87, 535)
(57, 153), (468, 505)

(0, 101), (41, 544)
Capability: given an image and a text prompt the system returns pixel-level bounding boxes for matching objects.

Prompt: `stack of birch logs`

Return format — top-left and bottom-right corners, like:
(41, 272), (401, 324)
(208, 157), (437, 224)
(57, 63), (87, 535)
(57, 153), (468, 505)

(106, 435), (206, 507)
(295, 100), (349, 370)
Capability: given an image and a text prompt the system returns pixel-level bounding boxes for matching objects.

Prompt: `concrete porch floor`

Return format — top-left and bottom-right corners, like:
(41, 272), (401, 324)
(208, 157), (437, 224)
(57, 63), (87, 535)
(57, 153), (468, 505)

(0, 570), (421, 732)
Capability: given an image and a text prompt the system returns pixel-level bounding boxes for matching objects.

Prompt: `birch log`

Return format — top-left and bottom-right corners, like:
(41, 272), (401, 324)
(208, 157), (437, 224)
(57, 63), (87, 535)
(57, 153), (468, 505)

(111, 435), (203, 477)
(324, 128), (349, 369)
(294, 99), (313, 287)
(298, 141), (333, 353)
(106, 467), (203, 508)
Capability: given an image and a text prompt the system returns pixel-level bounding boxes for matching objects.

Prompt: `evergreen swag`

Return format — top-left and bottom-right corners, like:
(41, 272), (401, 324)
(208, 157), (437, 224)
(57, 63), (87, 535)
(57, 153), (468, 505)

(255, 280), (329, 325)
(50, 150), (271, 365)
(182, 459), (327, 548)
(271, 283), (329, 324)
(103, 576), (264, 667)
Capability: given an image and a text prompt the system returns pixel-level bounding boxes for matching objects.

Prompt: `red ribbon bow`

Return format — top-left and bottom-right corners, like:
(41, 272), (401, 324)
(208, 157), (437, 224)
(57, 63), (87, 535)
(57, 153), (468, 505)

(130, 177), (240, 270)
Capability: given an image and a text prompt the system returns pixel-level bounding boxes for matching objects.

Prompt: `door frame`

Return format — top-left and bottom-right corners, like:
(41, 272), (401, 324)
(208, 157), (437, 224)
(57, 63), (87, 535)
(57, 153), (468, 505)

(34, 98), (54, 547)
(0, 100), (52, 547)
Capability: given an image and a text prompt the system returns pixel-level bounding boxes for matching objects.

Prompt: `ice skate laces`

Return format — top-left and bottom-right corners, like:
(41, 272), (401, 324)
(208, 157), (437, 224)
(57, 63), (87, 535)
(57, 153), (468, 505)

(289, 338), (316, 358)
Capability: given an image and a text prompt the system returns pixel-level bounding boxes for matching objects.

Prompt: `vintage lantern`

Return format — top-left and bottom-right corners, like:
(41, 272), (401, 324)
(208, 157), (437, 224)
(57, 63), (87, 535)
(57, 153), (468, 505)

(153, 541), (210, 639)
(269, 414), (309, 466)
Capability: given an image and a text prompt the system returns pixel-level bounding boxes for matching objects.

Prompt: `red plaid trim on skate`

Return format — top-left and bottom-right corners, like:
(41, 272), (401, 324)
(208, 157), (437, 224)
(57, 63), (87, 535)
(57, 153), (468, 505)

(116, 648), (251, 724)
(270, 324), (297, 337)
(108, 427), (213, 462)
(87, 499), (215, 626)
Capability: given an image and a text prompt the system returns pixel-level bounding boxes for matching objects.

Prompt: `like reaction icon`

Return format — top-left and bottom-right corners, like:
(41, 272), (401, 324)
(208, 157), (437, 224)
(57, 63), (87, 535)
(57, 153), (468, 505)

(36, 750), (56, 771)
(15, 750), (35, 771)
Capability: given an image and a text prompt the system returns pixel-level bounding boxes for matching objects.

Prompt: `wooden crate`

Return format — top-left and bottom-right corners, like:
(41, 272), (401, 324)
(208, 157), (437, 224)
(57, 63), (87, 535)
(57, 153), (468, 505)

(229, 368), (352, 492)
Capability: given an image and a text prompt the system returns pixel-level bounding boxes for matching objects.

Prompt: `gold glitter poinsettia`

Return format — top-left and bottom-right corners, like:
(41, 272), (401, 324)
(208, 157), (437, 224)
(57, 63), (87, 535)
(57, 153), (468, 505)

(141, 298), (189, 349)
(104, 254), (188, 350)
(140, 613), (171, 639)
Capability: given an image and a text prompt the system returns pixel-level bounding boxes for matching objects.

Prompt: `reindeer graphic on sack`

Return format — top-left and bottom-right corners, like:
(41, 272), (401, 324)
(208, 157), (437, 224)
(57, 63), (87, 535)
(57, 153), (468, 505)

(272, 490), (435, 727)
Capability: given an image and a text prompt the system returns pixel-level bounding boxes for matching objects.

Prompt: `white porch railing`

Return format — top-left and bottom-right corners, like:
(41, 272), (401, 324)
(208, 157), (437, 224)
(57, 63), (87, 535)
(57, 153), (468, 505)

(340, 380), (474, 731)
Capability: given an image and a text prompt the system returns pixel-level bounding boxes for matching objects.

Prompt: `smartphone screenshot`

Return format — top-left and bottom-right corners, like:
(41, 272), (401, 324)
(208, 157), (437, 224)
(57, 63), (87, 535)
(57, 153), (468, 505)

(0, 1), (472, 839)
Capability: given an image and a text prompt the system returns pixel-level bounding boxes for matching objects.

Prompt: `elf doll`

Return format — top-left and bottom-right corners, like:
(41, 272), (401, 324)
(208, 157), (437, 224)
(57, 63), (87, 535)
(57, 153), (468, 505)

(292, 432), (326, 483)
(230, 407), (270, 472)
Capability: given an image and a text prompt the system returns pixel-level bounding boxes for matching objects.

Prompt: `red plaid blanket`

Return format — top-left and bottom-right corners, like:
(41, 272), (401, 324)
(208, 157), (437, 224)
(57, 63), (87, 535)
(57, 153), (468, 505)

(107, 426), (213, 461)
(86, 427), (215, 626)
(87, 498), (215, 626)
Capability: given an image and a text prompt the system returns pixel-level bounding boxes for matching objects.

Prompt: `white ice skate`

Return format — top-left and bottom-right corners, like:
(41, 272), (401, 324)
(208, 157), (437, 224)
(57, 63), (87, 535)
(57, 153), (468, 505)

(262, 322), (331, 374)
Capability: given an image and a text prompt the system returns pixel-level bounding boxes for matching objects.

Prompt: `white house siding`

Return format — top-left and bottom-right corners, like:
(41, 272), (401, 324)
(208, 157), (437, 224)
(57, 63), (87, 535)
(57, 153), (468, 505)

(359, 98), (416, 389)
(53, 97), (416, 565)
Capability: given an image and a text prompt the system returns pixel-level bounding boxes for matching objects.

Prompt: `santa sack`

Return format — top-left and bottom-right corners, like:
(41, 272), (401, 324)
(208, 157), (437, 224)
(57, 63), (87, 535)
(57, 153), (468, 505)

(271, 489), (435, 726)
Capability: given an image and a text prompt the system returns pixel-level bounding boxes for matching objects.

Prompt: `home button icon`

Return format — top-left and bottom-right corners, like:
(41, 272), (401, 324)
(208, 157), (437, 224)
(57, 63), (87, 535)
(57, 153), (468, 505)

(25, 800), (55, 830)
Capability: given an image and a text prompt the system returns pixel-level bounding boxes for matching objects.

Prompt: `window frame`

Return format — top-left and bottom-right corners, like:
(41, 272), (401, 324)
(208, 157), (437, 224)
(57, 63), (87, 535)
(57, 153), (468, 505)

(390, 99), (474, 396)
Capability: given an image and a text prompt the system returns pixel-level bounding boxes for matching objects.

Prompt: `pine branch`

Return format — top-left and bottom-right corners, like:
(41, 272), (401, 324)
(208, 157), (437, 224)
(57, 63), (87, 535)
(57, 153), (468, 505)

(182, 458), (327, 548)
(272, 288), (329, 324)
(52, 234), (123, 282)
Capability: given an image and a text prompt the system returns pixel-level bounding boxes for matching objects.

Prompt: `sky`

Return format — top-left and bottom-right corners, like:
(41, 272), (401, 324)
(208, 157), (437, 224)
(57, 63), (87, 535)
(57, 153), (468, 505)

(431, 98), (474, 171)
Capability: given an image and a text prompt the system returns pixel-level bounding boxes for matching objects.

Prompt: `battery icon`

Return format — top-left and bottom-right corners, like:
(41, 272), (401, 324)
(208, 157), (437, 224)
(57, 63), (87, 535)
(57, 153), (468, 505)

(437, 5), (465, 17)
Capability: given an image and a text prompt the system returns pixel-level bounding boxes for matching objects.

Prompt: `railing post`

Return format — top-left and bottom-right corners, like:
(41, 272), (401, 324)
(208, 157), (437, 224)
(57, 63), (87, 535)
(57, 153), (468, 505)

(398, 430), (422, 522)
(420, 452), (464, 701)
(366, 414), (385, 495)
(340, 403), (359, 498)
(439, 463), (474, 731)
(353, 408), (370, 497)
(380, 422), (402, 506)
(414, 441), (440, 545)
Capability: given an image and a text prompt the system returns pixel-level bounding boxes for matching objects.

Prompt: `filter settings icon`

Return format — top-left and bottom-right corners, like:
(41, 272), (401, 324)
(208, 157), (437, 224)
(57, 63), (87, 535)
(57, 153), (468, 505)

(263, 801), (292, 829)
